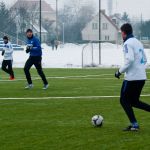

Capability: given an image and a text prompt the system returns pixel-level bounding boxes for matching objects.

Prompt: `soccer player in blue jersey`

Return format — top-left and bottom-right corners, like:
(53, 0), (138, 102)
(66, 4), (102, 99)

(24, 29), (48, 90)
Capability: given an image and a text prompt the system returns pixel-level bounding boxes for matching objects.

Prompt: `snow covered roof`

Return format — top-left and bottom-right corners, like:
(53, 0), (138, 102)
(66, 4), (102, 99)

(110, 14), (126, 28)
(82, 10), (119, 32)
(32, 24), (48, 33)
(101, 11), (119, 30)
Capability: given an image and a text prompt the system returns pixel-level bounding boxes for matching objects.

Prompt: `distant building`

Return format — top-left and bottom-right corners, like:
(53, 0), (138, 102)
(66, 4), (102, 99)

(11, 0), (56, 42)
(11, 0), (56, 22)
(81, 10), (120, 43)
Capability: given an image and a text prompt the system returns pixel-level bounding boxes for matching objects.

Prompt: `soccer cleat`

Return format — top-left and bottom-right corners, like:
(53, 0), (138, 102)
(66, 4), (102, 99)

(123, 125), (139, 131)
(43, 84), (49, 90)
(25, 84), (33, 89)
(10, 76), (15, 80)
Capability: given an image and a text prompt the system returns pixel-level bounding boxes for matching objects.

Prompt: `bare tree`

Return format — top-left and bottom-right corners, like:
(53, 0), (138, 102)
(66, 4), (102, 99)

(0, 2), (16, 36)
(58, 0), (96, 42)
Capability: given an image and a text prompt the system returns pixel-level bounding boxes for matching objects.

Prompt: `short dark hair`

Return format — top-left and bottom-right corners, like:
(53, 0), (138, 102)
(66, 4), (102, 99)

(120, 23), (133, 35)
(26, 29), (33, 33)
(3, 36), (8, 40)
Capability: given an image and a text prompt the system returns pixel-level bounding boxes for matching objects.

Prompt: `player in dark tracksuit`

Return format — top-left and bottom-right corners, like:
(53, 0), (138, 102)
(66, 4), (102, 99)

(115, 24), (150, 131)
(24, 29), (48, 90)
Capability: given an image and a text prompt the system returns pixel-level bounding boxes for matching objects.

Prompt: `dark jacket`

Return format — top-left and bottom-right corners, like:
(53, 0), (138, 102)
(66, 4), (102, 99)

(27, 36), (42, 56)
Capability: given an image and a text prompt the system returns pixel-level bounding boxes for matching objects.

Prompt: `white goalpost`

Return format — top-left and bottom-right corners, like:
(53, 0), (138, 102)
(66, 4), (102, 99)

(82, 40), (102, 68)
(82, 42), (94, 68)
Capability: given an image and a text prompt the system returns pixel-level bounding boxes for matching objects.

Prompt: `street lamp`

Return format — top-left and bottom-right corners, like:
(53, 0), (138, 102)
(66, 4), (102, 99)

(39, 0), (42, 42)
(56, 0), (58, 40)
(99, 0), (101, 65)
(62, 22), (65, 45)
(16, 15), (19, 45)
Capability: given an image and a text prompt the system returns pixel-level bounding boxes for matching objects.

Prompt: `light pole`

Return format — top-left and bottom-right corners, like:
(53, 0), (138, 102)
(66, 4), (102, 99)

(16, 15), (19, 45)
(62, 22), (65, 45)
(39, 0), (42, 43)
(56, 0), (58, 40)
(99, 0), (101, 65)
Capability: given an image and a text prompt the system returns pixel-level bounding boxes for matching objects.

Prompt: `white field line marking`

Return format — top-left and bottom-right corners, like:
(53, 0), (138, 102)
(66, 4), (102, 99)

(1, 71), (150, 81)
(0, 94), (150, 100)
(0, 78), (116, 82)
(1, 72), (150, 82)
(2, 77), (150, 82)
(0, 74), (115, 82)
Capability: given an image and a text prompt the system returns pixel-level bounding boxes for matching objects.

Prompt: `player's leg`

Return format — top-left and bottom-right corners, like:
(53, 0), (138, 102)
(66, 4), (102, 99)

(1, 60), (9, 74)
(33, 57), (48, 89)
(134, 101), (150, 112)
(7, 60), (15, 80)
(132, 81), (150, 112)
(120, 81), (139, 131)
(24, 57), (33, 88)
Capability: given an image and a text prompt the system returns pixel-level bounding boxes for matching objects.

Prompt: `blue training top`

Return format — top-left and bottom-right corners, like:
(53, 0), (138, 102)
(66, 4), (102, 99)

(26, 36), (42, 56)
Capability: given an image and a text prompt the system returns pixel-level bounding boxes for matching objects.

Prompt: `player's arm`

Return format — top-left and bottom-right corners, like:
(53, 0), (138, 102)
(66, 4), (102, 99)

(142, 48), (147, 65)
(115, 43), (134, 79)
(1, 49), (5, 56)
(31, 38), (41, 51)
(2, 44), (6, 56)
(26, 44), (33, 53)
(119, 44), (134, 73)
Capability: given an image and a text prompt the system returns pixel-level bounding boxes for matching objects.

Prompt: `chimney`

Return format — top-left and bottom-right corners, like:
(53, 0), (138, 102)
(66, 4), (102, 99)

(101, 9), (106, 14)
(107, 0), (113, 16)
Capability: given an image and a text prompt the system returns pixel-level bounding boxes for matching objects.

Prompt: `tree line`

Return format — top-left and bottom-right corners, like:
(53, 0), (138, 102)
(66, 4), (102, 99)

(0, 2), (16, 37)
(0, 1), (150, 43)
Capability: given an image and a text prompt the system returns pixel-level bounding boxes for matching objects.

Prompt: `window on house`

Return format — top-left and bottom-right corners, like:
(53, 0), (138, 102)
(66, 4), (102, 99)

(92, 23), (98, 30)
(105, 36), (110, 41)
(112, 19), (117, 24)
(103, 23), (108, 30)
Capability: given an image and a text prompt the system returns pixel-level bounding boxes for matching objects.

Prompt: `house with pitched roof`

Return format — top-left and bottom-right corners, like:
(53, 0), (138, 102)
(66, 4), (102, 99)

(110, 13), (126, 28)
(11, 0), (56, 42)
(11, 0), (56, 22)
(81, 10), (120, 43)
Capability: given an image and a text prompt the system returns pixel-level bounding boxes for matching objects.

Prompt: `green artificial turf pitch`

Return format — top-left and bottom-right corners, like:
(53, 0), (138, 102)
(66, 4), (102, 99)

(0, 68), (150, 150)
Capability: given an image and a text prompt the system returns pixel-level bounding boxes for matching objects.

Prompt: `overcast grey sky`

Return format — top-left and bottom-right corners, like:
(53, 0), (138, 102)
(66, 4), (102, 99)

(2, 0), (150, 20)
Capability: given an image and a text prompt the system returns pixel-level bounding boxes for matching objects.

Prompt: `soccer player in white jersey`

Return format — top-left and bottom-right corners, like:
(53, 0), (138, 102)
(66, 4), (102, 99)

(115, 23), (150, 131)
(1, 36), (15, 80)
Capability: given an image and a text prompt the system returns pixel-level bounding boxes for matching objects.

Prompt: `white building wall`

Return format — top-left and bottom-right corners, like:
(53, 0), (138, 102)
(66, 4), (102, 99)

(82, 13), (118, 43)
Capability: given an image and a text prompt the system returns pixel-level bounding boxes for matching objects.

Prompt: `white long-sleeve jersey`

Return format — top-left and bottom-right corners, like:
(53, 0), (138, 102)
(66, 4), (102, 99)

(3, 42), (13, 60)
(119, 37), (147, 81)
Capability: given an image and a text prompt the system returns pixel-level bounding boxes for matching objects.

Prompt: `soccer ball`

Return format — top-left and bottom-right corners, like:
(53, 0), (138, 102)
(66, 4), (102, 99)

(91, 115), (104, 127)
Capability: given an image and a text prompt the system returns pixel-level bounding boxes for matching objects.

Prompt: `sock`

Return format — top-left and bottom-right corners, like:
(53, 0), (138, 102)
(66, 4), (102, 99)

(132, 122), (139, 127)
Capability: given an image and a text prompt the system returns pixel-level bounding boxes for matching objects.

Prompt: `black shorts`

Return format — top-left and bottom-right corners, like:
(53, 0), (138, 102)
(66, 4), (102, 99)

(120, 80), (145, 104)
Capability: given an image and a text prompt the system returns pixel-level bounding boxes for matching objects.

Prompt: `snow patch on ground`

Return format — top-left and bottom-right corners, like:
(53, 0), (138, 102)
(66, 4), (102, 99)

(0, 43), (150, 68)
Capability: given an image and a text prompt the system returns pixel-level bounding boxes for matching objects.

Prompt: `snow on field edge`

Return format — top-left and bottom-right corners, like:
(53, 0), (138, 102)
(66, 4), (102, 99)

(0, 43), (150, 68)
